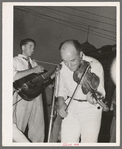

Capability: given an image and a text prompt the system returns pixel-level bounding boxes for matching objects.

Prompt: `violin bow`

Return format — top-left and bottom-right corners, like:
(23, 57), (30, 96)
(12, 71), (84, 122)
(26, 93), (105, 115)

(66, 64), (91, 111)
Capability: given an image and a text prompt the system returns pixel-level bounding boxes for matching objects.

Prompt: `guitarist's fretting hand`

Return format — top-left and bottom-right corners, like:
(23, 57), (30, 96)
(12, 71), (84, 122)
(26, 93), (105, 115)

(33, 65), (45, 73)
(86, 92), (97, 105)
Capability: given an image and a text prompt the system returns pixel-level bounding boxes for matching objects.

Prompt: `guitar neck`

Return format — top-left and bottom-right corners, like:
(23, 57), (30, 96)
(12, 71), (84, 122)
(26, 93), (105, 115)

(42, 69), (55, 79)
(31, 69), (55, 83)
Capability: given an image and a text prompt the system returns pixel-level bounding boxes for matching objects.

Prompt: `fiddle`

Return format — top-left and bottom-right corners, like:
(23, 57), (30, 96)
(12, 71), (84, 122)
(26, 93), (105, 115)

(73, 60), (109, 112)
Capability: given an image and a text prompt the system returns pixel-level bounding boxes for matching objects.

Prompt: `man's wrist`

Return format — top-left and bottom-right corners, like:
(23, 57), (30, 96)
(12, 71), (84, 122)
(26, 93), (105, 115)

(56, 96), (65, 109)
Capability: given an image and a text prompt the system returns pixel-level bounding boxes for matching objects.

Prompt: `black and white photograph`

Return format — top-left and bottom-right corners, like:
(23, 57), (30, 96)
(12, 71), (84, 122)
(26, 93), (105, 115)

(2, 2), (120, 146)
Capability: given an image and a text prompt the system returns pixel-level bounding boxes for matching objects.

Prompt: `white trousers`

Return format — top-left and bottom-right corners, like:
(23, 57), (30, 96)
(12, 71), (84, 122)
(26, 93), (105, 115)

(61, 99), (102, 143)
(13, 92), (44, 142)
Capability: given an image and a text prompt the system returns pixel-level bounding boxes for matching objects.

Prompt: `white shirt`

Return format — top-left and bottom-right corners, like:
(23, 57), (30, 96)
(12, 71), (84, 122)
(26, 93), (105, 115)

(57, 54), (105, 100)
(13, 54), (38, 77)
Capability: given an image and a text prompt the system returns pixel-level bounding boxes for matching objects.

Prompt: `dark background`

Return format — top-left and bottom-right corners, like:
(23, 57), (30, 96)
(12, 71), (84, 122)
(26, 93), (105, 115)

(13, 6), (116, 70)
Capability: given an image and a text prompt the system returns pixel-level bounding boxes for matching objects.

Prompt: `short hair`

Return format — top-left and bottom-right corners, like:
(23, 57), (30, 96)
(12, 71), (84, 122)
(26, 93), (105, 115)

(59, 39), (81, 53)
(20, 38), (36, 50)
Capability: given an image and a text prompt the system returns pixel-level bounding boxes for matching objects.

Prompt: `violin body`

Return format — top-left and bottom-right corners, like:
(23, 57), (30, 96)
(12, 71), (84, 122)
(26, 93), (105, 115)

(73, 60), (99, 94)
(13, 69), (55, 101)
(73, 60), (109, 111)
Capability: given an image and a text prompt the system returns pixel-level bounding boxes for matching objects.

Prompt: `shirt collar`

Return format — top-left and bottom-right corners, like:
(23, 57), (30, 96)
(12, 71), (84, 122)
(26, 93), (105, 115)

(18, 54), (31, 61)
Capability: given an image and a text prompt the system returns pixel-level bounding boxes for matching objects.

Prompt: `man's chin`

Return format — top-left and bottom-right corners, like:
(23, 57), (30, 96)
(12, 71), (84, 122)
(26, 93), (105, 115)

(69, 67), (77, 72)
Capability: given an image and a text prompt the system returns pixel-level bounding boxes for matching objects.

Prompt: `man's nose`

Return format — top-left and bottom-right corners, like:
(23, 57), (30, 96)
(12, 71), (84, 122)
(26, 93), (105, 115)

(67, 62), (72, 68)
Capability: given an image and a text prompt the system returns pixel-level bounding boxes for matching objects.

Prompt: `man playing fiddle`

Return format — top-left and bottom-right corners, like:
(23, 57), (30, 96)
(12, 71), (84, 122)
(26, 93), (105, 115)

(13, 38), (45, 142)
(56, 39), (105, 143)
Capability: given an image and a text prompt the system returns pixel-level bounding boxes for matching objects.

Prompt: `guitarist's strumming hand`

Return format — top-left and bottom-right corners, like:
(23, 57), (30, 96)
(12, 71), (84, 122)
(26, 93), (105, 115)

(33, 65), (45, 73)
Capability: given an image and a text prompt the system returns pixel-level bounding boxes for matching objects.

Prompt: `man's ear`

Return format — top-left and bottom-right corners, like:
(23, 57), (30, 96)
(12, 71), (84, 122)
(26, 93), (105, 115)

(80, 51), (83, 57)
(21, 45), (25, 53)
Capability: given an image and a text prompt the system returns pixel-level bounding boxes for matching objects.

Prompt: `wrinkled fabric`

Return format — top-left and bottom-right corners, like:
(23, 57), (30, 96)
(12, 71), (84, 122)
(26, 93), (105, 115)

(61, 98), (102, 143)
(13, 54), (44, 142)
(57, 54), (105, 143)
(13, 123), (30, 142)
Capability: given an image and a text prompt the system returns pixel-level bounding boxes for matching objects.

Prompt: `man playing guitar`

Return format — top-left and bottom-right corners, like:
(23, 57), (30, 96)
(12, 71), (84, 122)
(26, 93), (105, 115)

(13, 38), (45, 142)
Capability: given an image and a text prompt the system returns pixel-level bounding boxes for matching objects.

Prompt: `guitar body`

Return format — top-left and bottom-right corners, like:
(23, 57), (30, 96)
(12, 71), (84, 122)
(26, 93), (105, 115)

(13, 69), (55, 101)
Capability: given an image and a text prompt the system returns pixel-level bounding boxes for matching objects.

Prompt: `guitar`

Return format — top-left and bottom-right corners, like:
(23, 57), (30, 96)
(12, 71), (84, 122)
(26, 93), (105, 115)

(13, 69), (55, 101)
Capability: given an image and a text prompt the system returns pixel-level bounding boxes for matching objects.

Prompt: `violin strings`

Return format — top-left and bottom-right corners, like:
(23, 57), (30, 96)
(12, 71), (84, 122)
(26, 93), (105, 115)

(34, 59), (58, 66)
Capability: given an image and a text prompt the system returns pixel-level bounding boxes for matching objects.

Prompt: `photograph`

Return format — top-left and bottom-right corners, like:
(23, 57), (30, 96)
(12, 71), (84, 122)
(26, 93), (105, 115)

(2, 2), (120, 147)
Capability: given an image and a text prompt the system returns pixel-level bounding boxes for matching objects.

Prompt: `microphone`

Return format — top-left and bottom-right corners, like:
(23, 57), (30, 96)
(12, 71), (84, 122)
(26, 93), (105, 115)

(55, 64), (62, 71)
(49, 64), (62, 80)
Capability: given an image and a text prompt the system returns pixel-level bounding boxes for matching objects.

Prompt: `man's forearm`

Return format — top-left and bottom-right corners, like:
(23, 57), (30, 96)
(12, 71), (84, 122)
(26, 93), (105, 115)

(13, 69), (34, 81)
(56, 96), (65, 107)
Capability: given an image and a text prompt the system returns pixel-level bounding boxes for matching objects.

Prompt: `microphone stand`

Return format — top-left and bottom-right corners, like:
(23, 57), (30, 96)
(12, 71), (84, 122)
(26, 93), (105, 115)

(47, 64), (91, 142)
(47, 65), (61, 143)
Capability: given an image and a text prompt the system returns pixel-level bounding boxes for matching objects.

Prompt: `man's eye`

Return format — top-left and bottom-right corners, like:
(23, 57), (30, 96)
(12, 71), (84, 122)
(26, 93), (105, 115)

(72, 59), (76, 62)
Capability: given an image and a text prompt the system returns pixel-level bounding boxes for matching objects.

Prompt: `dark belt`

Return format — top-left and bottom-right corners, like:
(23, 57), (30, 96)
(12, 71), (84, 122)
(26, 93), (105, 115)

(73, 99), (87, 102)
(67, 96), (87, 102)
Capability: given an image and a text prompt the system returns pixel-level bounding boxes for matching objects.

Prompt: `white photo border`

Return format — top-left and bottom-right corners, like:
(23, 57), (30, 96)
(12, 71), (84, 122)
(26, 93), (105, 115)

(2, 2), (120, 146)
